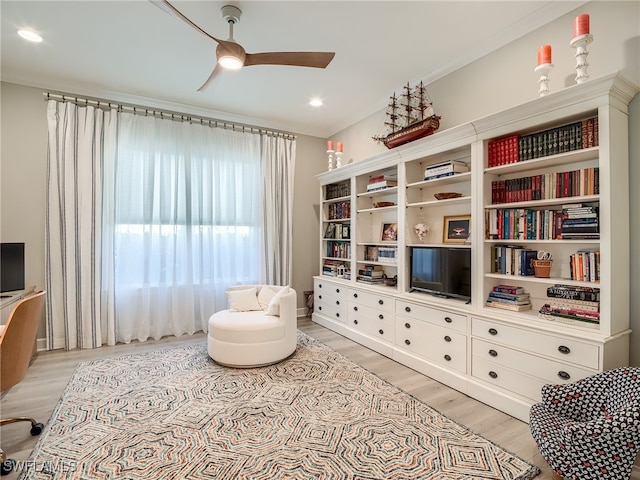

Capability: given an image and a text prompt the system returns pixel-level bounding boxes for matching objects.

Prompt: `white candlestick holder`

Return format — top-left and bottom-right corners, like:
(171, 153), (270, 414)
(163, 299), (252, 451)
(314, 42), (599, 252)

(335, 152), (343, 168)
(327, 150), (334, 171)
(570, 33), (593, 84)
(534, 63), (554, 97)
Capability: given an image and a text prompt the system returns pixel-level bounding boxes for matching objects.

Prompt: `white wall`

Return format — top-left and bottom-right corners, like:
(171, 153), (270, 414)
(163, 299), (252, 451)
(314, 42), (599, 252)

(333, 1), (640, 366)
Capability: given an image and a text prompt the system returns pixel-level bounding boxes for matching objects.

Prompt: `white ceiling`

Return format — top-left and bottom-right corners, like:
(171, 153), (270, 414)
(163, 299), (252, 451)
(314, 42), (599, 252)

(1, 1), (585, 137)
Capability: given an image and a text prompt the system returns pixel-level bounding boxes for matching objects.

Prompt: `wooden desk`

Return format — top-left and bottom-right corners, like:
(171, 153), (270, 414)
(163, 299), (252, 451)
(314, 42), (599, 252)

(1, 286), (36, 325)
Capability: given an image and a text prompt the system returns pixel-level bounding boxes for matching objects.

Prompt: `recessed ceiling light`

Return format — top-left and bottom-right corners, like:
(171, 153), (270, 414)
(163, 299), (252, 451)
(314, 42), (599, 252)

(309, 98), (323, 107)
(18, 29), (43, 43)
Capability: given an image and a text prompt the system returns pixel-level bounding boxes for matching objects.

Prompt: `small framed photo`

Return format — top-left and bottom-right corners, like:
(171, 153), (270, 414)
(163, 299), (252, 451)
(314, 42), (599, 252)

(443, 215), (471, 244)
(380, 222), (398, 242)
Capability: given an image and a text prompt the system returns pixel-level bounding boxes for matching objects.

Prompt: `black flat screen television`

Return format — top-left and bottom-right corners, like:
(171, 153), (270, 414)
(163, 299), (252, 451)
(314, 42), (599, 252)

(410, 246), (471, 301)
(1, 242), (25, 293)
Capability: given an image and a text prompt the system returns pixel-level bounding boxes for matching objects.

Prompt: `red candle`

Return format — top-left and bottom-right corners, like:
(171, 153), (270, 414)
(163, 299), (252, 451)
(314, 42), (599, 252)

(327, 140), (334, 151)
(574, 14), (590, 37)
(337, 142), (343, 153)
(537, 44), (552, 65)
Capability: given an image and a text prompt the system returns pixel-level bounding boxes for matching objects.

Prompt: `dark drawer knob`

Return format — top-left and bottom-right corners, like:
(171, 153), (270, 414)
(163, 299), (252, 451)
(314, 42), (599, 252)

(444, 335), (451, 342)
(558, 371), (571, 380)
(405, 306), (411, 313)
(353, 306), (358, 311)
(444, 316), (453, 323)
(489, 371), (498, 379)
(489, 328), (498, 336)
(336, 288), (340, 293)
(378, 329), (384, 335)
(378, 299), (384, 305)
(558, 345), (571, 354)
(353, 319), (358, 325)
(405, 339), (411, 345)
(378, 314), (384, 320)
(405, 322), (411, 329)
(489, 349), (498, 357)
(336, 313), (340, 318)
(318, 306), (322, 311)
(444, 354), (451, 361)
(319, 284), (322, 289)
(353, 293), (358, 298)
(336, 300), (340, 305)
(319, 295), (322, 300)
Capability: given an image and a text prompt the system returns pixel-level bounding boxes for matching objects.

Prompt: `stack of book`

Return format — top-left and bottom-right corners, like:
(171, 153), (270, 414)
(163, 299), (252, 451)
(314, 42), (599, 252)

(490, 245), (537, 276)
(424, 160), (469, 181)
(357, 265), (384, 284)
(560, 203), (599, 240)
(538, 284), (600, 329)
(367, 175), (398, 192)
(485, 285), (532, 311)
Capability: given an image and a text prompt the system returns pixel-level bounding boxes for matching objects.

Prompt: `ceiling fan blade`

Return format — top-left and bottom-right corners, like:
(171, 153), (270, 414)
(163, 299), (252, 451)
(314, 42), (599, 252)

(197, 63), (223, 92)
(150, 0), (234, 49)
(244, 52), (335, 69)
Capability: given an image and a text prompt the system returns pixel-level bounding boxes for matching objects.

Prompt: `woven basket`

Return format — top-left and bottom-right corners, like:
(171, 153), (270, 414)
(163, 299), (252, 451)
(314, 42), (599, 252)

(533, 260), (552, 278)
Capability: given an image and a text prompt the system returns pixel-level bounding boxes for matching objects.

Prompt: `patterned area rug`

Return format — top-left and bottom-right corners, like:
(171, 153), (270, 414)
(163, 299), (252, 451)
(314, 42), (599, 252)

(20, 332), (540, 479)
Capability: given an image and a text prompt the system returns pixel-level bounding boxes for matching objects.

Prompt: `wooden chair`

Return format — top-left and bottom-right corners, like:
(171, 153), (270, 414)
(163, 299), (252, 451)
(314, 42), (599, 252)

(0, 290), (46, 475)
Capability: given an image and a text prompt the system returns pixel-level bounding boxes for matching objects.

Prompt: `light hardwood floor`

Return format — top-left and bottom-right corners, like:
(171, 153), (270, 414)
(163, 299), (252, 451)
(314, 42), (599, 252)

(1, 316), (558, 479)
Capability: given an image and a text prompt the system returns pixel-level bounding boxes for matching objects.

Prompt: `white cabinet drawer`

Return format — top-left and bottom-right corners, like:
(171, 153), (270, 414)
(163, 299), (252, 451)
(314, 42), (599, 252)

(348, 288), (394, 312)
(472, 338), (596, 386)
(396, 300), (467, 334)
(348, 304), (395, 343)
(472, 357), (544, 401)
(472, 317), (600, 369)
(314, 279), (348, 323)
(396, 316), (467, 373)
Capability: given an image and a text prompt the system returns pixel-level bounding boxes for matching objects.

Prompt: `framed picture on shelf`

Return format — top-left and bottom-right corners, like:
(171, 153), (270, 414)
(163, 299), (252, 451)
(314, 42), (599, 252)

(443, 215), (471, 244)
(381, 222), (398, 242)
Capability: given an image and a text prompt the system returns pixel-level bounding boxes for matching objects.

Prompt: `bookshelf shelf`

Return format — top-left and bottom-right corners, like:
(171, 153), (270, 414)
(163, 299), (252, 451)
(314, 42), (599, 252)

(315, 73), (636, 422)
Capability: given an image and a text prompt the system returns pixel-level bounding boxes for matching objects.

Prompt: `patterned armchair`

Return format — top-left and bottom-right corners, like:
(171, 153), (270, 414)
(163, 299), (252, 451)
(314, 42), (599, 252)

(529, 367), (640, 480)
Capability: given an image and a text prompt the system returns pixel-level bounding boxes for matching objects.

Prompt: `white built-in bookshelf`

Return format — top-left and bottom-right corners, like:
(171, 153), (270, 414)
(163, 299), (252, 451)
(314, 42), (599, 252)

(314, 73), (638, 422)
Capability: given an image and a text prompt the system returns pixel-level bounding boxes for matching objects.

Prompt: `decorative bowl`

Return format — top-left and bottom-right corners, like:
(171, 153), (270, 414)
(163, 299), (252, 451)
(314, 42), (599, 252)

(434, 192), (462, 200)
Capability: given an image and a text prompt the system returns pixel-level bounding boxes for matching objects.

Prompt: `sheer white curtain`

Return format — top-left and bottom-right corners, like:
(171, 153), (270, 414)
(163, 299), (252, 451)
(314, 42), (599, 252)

(113, 115), (262, 343)
(46, 99), (294, 349)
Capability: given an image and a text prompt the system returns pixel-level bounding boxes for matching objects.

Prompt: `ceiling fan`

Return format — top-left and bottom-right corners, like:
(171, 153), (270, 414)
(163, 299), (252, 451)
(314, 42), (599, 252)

(151, 0), (336, 91)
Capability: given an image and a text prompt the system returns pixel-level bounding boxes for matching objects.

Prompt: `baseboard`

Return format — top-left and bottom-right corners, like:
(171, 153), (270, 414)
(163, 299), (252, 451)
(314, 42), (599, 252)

(37, 337), (47, 352)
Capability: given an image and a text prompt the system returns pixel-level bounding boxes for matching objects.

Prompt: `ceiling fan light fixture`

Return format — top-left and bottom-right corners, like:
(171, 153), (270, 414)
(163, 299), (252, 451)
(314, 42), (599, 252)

(309, 98), (323, 107)
(218, 54), (243, 70)
(18, 29), (43, 43)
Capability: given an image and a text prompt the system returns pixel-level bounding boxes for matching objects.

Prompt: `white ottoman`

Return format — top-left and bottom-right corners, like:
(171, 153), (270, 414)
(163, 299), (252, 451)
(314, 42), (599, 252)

(207, 285), (297, 367)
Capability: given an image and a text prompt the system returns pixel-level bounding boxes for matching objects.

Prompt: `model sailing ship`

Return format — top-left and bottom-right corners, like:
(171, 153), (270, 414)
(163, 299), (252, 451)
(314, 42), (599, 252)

(373, 81), (441, 149)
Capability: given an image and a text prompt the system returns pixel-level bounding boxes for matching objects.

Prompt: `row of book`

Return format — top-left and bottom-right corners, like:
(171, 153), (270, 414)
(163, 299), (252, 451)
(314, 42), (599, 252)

(485, 285), (532, 311)
(364, 246), (398, 264)
(486, 208), (562, 241)
(538, 284), (600, 329)
(367, 175), (398, 191)
(325, 181), (350, 201)
(325, 241), (350, 259)
(485, 204), (600, 241)
(424, 160), (469, 181)
(490, 167), (599, 204)
(487, 116), (599, 167)
(323, 222), (350, 240)
(569, 249), (600, 283)
(327, 201), (351, 220)
(490, 246), (537, 276)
